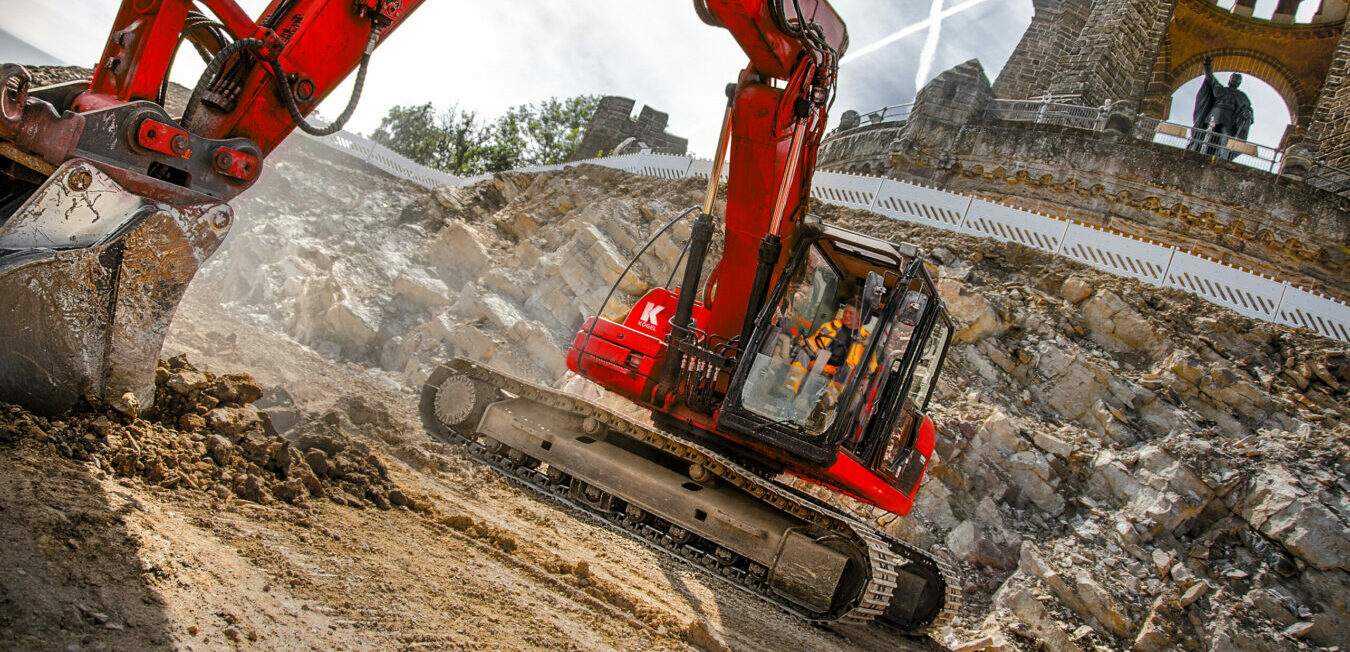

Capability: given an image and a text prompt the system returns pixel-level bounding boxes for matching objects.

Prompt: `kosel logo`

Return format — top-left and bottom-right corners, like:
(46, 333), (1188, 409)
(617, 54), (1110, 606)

(638, 303), (665, 330)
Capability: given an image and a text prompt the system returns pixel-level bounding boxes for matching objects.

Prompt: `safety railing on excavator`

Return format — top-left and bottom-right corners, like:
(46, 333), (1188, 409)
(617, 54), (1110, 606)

(300, 125), (1350, 344)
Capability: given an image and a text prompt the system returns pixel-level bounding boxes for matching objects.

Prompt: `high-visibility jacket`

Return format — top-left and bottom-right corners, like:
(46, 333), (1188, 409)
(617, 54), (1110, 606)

(806, 319), (870, 371)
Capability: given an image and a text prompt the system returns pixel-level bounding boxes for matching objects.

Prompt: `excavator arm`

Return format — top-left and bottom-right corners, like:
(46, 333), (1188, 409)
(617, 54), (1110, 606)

(691, 0), (847, 341)
(0, 0), (425, 413)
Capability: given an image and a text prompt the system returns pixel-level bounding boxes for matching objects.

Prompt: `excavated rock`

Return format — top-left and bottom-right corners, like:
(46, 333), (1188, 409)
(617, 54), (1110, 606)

(0, 356), (409, 512)
(168, 138), (1350, 649)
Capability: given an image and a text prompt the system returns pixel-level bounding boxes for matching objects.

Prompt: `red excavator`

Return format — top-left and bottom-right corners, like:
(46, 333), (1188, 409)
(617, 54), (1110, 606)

(422, 0), (959, 633)
(0, 0), (424, 414)
(0, 0), (959, 635)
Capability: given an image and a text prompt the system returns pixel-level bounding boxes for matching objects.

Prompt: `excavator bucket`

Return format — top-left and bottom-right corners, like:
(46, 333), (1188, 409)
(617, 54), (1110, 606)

(0, 158), (231, 414)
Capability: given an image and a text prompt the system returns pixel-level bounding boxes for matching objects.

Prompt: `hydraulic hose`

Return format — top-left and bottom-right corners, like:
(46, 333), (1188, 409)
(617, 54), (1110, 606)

(159, 13), (227, 107)
(183, 24), (379, 137)
(267, 27), (380, 136)
(182, 36), (265, 127)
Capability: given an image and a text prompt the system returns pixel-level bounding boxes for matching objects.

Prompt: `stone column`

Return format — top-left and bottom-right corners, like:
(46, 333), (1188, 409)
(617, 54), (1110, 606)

(1305, 27), (1350, 168)
(992, 0), (1092, 100)
(1048, 0), (1180, 107)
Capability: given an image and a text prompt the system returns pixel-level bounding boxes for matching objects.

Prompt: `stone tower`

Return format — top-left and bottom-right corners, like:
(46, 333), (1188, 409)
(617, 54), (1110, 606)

(567, 97), (689, 162)
(816, 0), (1350, 302)
(994, 0), (1349, 164)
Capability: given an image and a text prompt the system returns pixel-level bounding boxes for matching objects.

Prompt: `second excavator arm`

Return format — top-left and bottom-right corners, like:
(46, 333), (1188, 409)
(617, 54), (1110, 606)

(0, 0), (426, 413)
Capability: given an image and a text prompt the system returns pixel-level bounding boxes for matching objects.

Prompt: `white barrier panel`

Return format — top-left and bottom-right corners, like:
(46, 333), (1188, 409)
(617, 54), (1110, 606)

(1164, 252), (1286, 320)
(812, 171), (884, 212)
(685, 157), (729, 181)
(586, 153), (646, 173)
(456, 173), (493, 187)
(961, 199), (1068, 254)
(302, 127), (1349, 343)
(365, 143), (464, 188)
(1275, 288), (1350, 342)
(517, 163), (569, 174)
(629, 153), (694, 179)
(870, 179), (971, 231)
(326, 131), (376, 160)
(584, 152), (694, 180)
(1060, 223), (1174, 286)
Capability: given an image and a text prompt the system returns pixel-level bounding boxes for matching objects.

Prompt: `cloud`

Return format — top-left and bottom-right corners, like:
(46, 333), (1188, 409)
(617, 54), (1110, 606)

(3, 0), (1036, 154)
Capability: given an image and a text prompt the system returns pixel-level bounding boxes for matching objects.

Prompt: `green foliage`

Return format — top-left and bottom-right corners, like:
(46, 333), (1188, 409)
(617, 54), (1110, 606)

(369, 95), (600, 175)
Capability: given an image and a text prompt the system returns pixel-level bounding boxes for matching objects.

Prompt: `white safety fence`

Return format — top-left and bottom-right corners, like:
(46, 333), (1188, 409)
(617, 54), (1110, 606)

(304, 130), (1350, 343)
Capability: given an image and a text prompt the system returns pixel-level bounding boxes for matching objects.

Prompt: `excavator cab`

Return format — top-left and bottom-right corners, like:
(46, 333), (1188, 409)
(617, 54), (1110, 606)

(719, 223), (951, 504)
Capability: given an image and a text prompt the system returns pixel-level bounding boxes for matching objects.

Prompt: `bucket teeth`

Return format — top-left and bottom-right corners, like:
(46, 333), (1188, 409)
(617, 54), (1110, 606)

(0, 159), (230, 414)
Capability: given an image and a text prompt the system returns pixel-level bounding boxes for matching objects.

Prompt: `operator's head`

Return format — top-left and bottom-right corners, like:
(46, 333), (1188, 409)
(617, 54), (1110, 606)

(841, 304), (858, 329)
(1229, 73), (1243, 89)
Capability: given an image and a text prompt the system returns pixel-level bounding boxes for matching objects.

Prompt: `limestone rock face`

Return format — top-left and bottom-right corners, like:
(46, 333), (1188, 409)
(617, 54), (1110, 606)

(1059, 276), (1093, 304)
(937, 278), (1007, 344)
(1080, 290), (1161, 354)
(178, 137), (1349, 649)
(203, 140), (704, 386)
(1234, 467), (1350, 572)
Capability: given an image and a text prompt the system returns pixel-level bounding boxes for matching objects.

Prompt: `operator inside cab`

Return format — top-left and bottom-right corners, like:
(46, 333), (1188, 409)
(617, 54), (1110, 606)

(783, 303), (871, 400)
(740, 251), (884, 435)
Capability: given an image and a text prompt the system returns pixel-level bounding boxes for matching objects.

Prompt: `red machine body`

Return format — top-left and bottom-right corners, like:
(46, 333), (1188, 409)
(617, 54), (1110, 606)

(568, 0), (951, 517)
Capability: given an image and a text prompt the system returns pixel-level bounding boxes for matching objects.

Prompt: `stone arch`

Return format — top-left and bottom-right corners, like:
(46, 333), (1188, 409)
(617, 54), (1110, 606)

(1164, 50), (1306, 123)
(1142, 0), (1344, 141)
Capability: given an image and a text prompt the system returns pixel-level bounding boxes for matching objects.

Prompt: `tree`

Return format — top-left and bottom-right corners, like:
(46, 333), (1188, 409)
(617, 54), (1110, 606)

(480, 105), (531, 172)
(369, 103), (445, 168)
(438, 107), (486, 175)
(516, 96), (600, 165)
(368, 94), (600, 175)
(371, 103), (488, 175)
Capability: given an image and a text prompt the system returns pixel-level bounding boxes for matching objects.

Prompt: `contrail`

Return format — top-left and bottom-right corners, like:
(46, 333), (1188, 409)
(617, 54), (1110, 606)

(914, 0), (946, 90)
(840, 0), (997, 67)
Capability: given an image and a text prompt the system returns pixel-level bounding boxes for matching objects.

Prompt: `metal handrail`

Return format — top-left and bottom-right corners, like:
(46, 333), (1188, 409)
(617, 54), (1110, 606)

(982, 98), (1108, 131)
(839, 103), (913, 129)
(861, 103), (913, 124)
(1304, 161), (1350, 199)
(1135, 115), (1283, 172)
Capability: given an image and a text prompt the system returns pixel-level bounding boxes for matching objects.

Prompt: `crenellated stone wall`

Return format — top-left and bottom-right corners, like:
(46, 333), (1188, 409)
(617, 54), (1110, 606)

(568, 96), (689, 162)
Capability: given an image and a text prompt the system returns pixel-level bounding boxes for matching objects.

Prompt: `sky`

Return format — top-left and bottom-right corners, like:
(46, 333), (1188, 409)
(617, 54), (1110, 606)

(0, 0), (1295, 155)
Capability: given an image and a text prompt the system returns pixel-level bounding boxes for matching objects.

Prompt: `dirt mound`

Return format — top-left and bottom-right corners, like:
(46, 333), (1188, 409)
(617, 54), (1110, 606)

(0, 355), (410, 511)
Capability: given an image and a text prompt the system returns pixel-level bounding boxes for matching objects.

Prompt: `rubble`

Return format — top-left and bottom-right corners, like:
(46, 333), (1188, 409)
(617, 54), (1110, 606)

(4, 123), (1346, 648)
(0, 355), (405, 511)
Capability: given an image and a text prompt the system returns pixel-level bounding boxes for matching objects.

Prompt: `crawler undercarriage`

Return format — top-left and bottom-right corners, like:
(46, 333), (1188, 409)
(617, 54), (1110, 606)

(421, 359), (959, 634)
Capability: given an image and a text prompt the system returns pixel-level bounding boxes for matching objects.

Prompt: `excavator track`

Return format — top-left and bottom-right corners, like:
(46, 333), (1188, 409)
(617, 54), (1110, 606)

(421, 359), (960, 634)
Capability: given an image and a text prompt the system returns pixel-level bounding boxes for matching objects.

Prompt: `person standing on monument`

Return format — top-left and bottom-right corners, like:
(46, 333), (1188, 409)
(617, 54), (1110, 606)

(1188, 55), (1254, 160)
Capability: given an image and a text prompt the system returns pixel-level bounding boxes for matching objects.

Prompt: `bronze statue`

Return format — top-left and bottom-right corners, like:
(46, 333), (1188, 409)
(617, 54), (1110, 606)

(1188, 56), (1254, 160)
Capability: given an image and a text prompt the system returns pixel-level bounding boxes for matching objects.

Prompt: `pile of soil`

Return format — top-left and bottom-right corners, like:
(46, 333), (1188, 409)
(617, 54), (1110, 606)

(0, 355), (408, 511)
